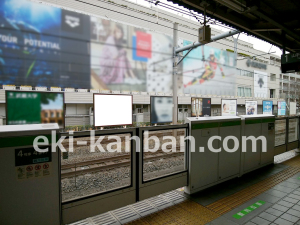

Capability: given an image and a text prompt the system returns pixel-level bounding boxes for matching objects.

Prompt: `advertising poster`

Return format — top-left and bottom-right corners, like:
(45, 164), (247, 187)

(90, 16), (173, 92)
(6, 91), (64, 127)
(191, 98), (211, 117)
(263, 100), (273, 115)
(254, 70), (268, 98)
(0, 0), (90, 88)
(278, 101), (286, 116)
(290, 102), (297, 116)
(245, 101), (257, 115)
(221, 99), (237, 116)
(182, 43), (237, 96)
(150, 96), (173, 124)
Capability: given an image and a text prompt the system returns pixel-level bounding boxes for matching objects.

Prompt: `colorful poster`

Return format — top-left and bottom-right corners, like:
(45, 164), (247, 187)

(245, 101), (257, 115)
(221, 99), (237, 116)
(191, 98), (211, 117)
(182, 43), (237, 96)
(90, 16), (173, 92)
(278, 101), (286, 116)
(254, 70), (268, 98)
(263, 100), (273, 115)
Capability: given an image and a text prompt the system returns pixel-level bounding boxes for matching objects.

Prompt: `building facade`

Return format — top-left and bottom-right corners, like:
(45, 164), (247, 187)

(0, 0), (298, 126)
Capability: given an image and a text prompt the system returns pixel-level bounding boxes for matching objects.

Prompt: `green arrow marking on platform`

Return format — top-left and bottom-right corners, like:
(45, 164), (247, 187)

(232, 201), (266, 219)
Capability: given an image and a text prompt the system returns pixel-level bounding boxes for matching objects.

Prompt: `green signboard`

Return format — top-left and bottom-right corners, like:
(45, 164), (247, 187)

(6, 91), (64, 127)
(6, 92), (41, 125)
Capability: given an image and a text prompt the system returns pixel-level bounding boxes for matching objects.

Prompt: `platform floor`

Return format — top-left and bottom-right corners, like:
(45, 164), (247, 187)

(71, 150), (300, 225)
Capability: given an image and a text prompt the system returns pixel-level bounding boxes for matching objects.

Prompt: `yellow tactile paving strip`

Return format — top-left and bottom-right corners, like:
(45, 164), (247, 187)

(126, 155), (300, 225)
(126, 200), (219, 225)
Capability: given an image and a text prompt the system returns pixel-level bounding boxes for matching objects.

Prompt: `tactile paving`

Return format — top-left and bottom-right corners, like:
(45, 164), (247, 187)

(125, 154), (300, 225)
(207, 155), (300, 215)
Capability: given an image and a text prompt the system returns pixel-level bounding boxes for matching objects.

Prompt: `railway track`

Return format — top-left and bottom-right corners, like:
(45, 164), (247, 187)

(61, 150), (184, 178)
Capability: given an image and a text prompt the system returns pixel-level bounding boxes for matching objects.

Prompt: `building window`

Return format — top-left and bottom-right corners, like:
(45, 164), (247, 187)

(270, 74), (276, 81)
(143, 105), (148, 112)
(270, 89), (275, 98)
(51, 112), (54, 118)
(237, 87), (252, 97)
(238, 69), (254, 77)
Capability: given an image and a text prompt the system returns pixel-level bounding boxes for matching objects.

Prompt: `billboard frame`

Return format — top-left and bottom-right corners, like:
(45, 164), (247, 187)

(5, 90), (65, 128)
(93, 93), (133, 127)
(221, 99), (237, 116)
(190, 97), (211, 117)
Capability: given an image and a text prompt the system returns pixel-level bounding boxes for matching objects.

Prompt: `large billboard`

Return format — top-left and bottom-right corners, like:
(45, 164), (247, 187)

(0, 0), (90, 88)
(90, 17), (173, 92)
(254, 70), (268, 98)
(182, 43), (237, 95)
(0, 0), (236, 93)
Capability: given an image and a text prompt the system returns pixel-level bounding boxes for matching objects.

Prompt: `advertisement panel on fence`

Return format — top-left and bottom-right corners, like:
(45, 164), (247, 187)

(263, 100), (273, 115)
(278, 101), (286, 116)
(245, 101), (257, 115)
(221, 99), (237, 116)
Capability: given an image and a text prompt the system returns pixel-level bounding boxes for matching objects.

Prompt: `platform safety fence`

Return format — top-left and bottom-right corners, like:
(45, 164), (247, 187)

(59, 118), (298, 224)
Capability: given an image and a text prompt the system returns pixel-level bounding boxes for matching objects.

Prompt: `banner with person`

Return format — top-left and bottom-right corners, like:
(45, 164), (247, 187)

(182, 42), (237, 96)
(245, 101), (257, 115)
(221, 99), (237, 116)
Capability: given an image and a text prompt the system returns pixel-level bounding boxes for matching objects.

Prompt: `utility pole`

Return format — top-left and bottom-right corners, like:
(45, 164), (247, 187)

(172, 22), (178, 125)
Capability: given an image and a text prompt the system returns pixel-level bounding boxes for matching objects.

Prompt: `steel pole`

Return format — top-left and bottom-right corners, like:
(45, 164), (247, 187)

(173, 23), (178, 125)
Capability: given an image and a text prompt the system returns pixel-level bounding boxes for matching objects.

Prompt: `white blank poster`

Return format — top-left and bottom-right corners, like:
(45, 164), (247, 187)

(94, 94), (132, 126)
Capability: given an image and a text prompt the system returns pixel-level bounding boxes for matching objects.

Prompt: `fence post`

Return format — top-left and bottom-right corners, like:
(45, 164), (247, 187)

(286, 117), (289, 152)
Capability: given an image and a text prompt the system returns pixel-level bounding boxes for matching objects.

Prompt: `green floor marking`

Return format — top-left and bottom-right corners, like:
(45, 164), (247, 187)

(233, 201), (266, 219)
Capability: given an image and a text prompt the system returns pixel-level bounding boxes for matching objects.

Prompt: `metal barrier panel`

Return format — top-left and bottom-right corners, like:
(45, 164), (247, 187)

(288, 118), (298, 143)
(275, 119), (286, 147)
(143, 128), (186, 182)
(288, 117), (299, 151)
(61, 132), (132, 202)
(61, 128), (136, 224)
(138, 124), (188, 201)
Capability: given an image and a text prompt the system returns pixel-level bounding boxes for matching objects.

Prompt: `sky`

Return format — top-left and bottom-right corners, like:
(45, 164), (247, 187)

(128, 0), (283, 57)
(41, 94), (64, 110)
